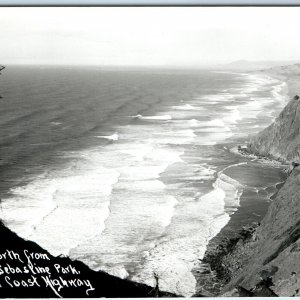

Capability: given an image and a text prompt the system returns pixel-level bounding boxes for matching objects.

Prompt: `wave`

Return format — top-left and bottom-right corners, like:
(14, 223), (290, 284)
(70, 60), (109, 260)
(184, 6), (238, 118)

(69, 178), (179, 280)
(1, 160), (120, 256)
(119, 144), (154, 161)
(271, 81), (288, 105)
(96, 133), (119, 141)
(132, 114), (172, 121)
(199, 163), (245, 218)
(200, 186), (226, 216)
(0, 177), (58, 239)
(207, 119), (226, 127)
(214, 172), (243, 213)
(119, 165), (168, 181)
(159, 195), (178, 227)
(147, 148), (184, 164)
(153, 130), (197, 144)
(186, 119), (233, 145)
(50, 121), (62, 126)
(172, 104), (201, 110)
(178, 129), (196, 138)
(200, 93), (234, 103)
(31, 166), (120, 256)
(195, 129), (233, 145)
(131, 168), (231, 296)
(183, 165), (216, 181)
(121, 123), (197, 145)
(187, 119), (201, 127)
(223, 106), (242, 124)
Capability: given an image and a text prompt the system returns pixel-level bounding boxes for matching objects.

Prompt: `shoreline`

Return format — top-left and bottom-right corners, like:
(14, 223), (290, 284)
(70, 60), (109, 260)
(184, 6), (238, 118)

(193, 179), (284, 296)
(193, 71), (290, 296)
(194, 154), (287, 296)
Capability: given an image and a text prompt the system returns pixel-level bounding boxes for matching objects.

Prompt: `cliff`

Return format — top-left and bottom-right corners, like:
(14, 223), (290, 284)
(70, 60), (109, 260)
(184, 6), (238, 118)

(248, 95), (300, 163)
(208, 94), (300, 296)
(0, 220), (175, 298)
(219, 167), (300, 296)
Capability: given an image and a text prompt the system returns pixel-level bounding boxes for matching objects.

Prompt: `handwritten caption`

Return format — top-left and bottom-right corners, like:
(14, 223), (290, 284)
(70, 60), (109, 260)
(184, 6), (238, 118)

(0, 249), (95, 297)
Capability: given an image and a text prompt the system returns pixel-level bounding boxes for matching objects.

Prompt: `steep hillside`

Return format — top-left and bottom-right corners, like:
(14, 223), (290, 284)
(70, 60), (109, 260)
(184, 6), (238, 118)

(221, 167), (300, 296)
(248, 95), (300, 163)
(209, 94), (300, 296)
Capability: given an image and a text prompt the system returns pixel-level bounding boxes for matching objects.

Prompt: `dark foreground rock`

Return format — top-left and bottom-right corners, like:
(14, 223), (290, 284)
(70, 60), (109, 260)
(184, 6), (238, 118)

(203, 223), (259, 285)
(0, 221), (176, 298)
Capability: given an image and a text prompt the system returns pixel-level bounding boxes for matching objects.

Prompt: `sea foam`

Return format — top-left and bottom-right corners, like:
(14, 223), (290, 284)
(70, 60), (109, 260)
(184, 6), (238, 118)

(96, 133), (119, 141)
(1, 159), (120, 256)
(172, 104), (201, 110)
(134, 114), (172, 121)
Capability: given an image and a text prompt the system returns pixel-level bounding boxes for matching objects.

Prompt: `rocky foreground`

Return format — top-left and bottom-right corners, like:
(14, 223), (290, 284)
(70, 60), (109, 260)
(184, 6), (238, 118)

(0, 220), (176, 298)
(223, 165), (300, 296)
(202, 90), (300, 297)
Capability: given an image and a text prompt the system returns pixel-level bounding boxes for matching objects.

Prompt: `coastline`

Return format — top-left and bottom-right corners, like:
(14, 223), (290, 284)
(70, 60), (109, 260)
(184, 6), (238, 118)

(0, 67), (294, 298)
(193, 174), (286, 296)
(194, 159), (287, 296)
(193, 71), (290, 296)
(258, 64), (300, 98)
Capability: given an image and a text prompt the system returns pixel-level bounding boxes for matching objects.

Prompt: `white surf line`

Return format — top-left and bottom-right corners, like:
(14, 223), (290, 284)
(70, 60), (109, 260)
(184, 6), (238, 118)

(130, 114), (172, 121)
(95, 133), (119, 141)
(171, 104), (203, 110)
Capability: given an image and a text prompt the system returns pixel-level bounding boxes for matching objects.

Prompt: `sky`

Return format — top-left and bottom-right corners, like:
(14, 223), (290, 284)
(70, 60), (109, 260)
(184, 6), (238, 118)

(0, 7), (300, 66)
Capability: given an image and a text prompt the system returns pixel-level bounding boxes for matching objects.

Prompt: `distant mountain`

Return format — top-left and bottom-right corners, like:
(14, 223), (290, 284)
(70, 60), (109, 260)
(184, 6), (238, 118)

(224, 60), (300, 71)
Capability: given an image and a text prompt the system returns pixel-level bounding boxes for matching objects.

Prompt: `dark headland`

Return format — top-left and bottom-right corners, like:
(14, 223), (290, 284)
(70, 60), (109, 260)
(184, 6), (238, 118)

(0, 220), (178, 298)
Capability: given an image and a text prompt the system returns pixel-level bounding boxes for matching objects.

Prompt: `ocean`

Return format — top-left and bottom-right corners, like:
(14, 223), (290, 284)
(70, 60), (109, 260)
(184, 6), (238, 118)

(0, 66), (287, 296)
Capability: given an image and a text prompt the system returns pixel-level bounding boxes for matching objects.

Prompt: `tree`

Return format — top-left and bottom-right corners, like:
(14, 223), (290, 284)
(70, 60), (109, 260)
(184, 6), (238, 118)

(0, 65), (5, 75)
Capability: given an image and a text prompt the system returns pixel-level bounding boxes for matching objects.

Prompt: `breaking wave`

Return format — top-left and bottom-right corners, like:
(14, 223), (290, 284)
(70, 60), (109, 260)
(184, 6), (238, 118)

(132, 114), (172, 121)
(96, 133), (119, 141)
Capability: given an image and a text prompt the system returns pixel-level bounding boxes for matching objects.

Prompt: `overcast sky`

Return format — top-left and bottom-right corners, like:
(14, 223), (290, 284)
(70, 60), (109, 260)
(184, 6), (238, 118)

(0, 7), (300, 66)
